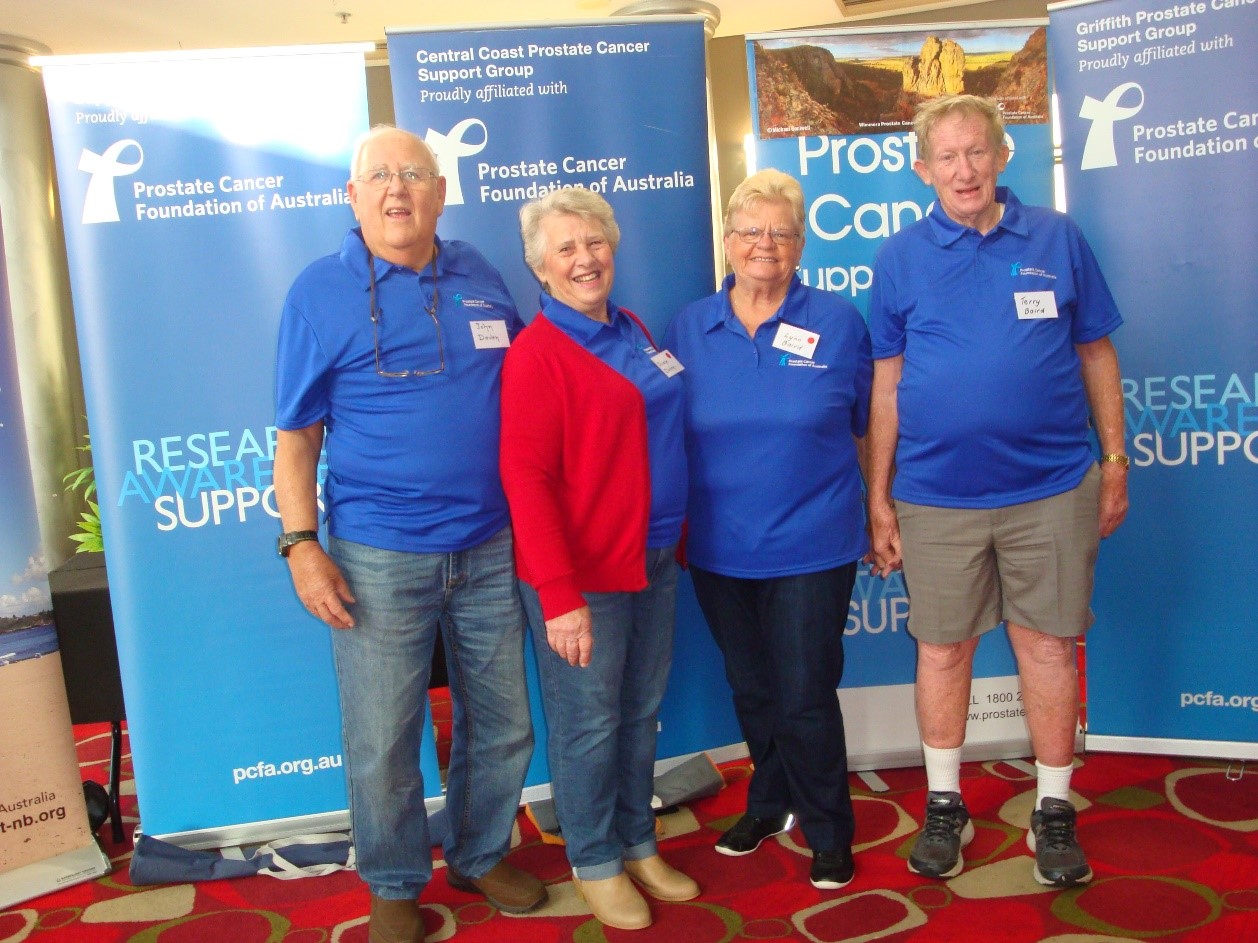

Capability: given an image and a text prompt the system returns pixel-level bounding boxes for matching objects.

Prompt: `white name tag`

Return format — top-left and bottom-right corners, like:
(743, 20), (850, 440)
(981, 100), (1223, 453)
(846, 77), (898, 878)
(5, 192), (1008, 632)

(1014, 291), (1058, 320)
(650, 349), (684, 377)
(771, 322), (820, 359)
(470, 320), (510, 349)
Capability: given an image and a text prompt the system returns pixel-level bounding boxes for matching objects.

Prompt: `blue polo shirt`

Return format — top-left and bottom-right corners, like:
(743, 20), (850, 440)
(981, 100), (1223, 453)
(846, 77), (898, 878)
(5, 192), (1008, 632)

(275, 230), (523, 553)
(869, 188), (1122, 509)
(664, 275), (872, 578)
(540, 295), (687, 548)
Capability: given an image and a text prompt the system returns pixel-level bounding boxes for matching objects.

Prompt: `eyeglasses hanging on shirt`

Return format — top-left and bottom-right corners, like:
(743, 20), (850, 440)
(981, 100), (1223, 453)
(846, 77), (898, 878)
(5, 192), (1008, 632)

(368, 248), (445, 378)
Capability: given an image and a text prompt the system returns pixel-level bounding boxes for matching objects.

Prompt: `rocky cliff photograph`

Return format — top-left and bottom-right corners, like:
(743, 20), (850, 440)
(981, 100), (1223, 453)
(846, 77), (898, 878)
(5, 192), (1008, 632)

(753, 25), (1048, 139)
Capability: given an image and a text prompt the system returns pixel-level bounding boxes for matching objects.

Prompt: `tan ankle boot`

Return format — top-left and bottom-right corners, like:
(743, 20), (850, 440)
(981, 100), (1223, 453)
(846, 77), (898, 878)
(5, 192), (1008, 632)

(624, 854), (700, 901)
(572, 871), (651, 930)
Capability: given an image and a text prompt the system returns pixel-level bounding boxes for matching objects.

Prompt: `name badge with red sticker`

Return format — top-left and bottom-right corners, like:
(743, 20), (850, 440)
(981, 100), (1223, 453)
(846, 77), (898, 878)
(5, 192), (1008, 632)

(771, 322), (820, 359)
(650, 349), (684, 377)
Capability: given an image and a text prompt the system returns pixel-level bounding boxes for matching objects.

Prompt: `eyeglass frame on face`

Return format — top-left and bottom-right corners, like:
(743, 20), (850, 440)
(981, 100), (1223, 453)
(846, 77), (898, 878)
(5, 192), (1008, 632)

(727, 226), (802, 246)
(357, 164), (441, 189)
(368, 251), (445, 378)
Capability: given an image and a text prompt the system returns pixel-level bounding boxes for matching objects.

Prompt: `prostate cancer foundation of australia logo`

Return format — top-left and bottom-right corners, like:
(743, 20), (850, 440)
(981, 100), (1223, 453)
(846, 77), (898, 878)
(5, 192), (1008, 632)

(78, 139), (144, 224)
(423, 118), (487, 206)
(1078, 82), (1144, 170)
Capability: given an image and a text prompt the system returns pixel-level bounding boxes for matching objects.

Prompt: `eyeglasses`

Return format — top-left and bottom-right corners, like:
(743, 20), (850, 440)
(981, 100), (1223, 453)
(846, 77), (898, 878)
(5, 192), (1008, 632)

(357, 166), (440, 189)
(368, 251), (445, 378)
(729, 227), (801, 246)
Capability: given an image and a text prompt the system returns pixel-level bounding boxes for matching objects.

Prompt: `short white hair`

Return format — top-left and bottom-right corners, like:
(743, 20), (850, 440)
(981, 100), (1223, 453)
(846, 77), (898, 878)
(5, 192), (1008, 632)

(349, 124), (439, 179)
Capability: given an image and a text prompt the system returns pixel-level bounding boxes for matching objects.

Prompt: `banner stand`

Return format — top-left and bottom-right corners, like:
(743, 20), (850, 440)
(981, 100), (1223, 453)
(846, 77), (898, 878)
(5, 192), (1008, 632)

(0, 842), (111, 912)
(0, 209), (111, 907)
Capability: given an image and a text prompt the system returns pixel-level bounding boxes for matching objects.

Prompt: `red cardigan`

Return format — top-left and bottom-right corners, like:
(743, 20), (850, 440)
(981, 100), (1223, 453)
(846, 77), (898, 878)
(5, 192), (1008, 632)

(499, 313), (652, 620)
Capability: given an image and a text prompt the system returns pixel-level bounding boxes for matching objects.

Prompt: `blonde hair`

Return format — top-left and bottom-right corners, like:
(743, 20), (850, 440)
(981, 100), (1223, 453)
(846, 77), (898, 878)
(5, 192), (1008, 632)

(913, 95), (1005, 160)
(724, 169), (805, 234)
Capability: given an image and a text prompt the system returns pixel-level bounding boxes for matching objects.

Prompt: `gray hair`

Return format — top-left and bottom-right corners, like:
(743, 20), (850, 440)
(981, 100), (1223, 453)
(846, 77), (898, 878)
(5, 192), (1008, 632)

(724, 169), (805, 234)
(914, 95), (1006, 160)
(519, 187), (621, 274)
(349, 124), (439, 179)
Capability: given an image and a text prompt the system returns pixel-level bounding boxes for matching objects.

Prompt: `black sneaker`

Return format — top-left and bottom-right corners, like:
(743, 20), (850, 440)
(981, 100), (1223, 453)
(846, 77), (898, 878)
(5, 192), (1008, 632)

(809, 848), (855, 890)
(715, 812), (796, 856)
(908, 791), (975, 879)
(1028, 797), (1093, 887)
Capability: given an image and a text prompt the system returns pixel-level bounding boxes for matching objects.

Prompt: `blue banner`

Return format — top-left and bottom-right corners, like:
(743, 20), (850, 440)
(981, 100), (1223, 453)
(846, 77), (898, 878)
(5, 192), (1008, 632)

(39, 50), (442, 840)
(387, 18), (716, 341)
(388, 19), (741, 784)
(1049, 0), (1258, 756)
(748, 21), (1055, 761)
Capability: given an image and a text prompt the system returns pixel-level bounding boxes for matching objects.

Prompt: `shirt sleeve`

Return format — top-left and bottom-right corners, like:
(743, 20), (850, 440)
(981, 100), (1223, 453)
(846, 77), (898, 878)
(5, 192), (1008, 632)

(868, 246), (908, 359)
(274, 297), (330, 431)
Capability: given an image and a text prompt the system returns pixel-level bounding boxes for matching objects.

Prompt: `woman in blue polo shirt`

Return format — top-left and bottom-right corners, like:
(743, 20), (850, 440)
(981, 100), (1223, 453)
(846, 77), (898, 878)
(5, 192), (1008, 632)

(664, 169), (872, 891)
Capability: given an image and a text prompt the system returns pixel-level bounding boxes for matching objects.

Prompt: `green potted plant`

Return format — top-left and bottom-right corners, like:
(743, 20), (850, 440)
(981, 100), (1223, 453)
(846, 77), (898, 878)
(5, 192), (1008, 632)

(63, 434), (102, 553)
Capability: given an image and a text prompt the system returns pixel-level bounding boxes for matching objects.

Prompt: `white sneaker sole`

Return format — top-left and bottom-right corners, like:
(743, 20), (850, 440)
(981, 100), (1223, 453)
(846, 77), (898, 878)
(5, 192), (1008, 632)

(715, 813), (797, 857)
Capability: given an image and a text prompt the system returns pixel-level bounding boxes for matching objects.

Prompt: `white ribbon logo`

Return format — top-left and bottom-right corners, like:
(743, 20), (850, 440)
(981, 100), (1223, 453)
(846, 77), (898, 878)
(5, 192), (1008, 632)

(424, 119), (487, 206)
(78, 140), (144, 224)
(1078, 82), (1144, 170)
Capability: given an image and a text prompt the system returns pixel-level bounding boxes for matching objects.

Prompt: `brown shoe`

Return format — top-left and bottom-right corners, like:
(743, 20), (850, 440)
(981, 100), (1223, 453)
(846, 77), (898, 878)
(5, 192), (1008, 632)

(368, 895), (424, 943)
(624, 854), (700, 901)
(572, 871), (651, 930)
(446, 859), (547, 914)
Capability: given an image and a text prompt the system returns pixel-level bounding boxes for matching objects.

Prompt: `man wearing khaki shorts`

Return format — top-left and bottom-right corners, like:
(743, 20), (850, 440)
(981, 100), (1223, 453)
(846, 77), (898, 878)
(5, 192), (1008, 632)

(866, 95), (1129, 889)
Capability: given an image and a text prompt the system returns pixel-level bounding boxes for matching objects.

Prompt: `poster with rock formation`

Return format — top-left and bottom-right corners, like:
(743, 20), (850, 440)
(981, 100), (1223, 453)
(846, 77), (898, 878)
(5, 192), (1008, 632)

(753, 24), (1048, 139)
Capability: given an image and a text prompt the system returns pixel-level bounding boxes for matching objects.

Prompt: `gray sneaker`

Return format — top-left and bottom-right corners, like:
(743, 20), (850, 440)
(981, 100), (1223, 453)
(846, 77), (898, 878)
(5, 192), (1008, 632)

(1027, 797), (1093, 887)
(908, 791), (975, 878)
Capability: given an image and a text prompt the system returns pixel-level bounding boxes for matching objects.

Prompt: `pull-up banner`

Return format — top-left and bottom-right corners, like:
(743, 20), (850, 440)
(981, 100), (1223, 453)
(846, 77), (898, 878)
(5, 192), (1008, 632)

(0, 217), (110, 907)
(746, 21), (1054, 765)
(387, 17), (716, 340)
(387, 18), (741, 785)
(1048, 0), (1258, 758)
(39, 49), (430, 844)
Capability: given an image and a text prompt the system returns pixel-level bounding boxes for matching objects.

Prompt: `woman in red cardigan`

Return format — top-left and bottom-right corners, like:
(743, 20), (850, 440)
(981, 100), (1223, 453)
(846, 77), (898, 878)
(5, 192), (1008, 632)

(499, 188), (694, 931)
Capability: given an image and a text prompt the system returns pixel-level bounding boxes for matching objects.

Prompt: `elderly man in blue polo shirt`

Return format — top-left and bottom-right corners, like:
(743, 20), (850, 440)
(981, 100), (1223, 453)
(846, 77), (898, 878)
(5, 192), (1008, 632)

(273, 126), (544, 943)
(867, 95), (1128, 890)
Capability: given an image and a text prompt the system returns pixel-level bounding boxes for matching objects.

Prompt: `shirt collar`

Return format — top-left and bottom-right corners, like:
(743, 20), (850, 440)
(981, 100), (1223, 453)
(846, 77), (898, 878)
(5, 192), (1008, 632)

(340, 229), (452, 289)
(540, 293), (624, 341)
(700, 272), (804, 334)
(926, 186), (1028, 246)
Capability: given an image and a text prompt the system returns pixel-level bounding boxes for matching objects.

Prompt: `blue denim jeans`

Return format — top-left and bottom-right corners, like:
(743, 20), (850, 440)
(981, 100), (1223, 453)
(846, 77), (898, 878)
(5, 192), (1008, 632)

(690, 563), (858, 852)
(518, 546), (678, 879)
(328, 526), (533, 899)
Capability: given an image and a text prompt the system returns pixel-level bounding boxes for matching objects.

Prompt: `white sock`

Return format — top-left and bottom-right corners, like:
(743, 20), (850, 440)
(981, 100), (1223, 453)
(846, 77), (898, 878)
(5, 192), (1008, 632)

(1036, 760), (1074, 806)
(922, 743), (963, 795)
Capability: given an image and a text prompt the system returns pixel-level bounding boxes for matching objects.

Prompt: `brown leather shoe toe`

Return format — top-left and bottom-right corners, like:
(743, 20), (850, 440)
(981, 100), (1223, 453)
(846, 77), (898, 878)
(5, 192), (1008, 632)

(446, 859), (547, 914)
(368, 894), (423, 943)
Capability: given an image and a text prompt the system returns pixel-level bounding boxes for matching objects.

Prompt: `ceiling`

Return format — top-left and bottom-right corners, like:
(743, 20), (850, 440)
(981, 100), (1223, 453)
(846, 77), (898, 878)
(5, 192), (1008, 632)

(1, 0), (1022, 58)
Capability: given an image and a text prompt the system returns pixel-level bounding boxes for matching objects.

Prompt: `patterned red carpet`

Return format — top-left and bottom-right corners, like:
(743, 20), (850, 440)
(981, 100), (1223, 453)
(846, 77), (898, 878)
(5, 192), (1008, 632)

(3, 721), (1256, 942)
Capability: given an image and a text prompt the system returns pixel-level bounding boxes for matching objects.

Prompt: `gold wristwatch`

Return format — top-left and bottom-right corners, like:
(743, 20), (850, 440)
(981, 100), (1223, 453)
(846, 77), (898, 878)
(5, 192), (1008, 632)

(1100, 453), (1130, 468)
